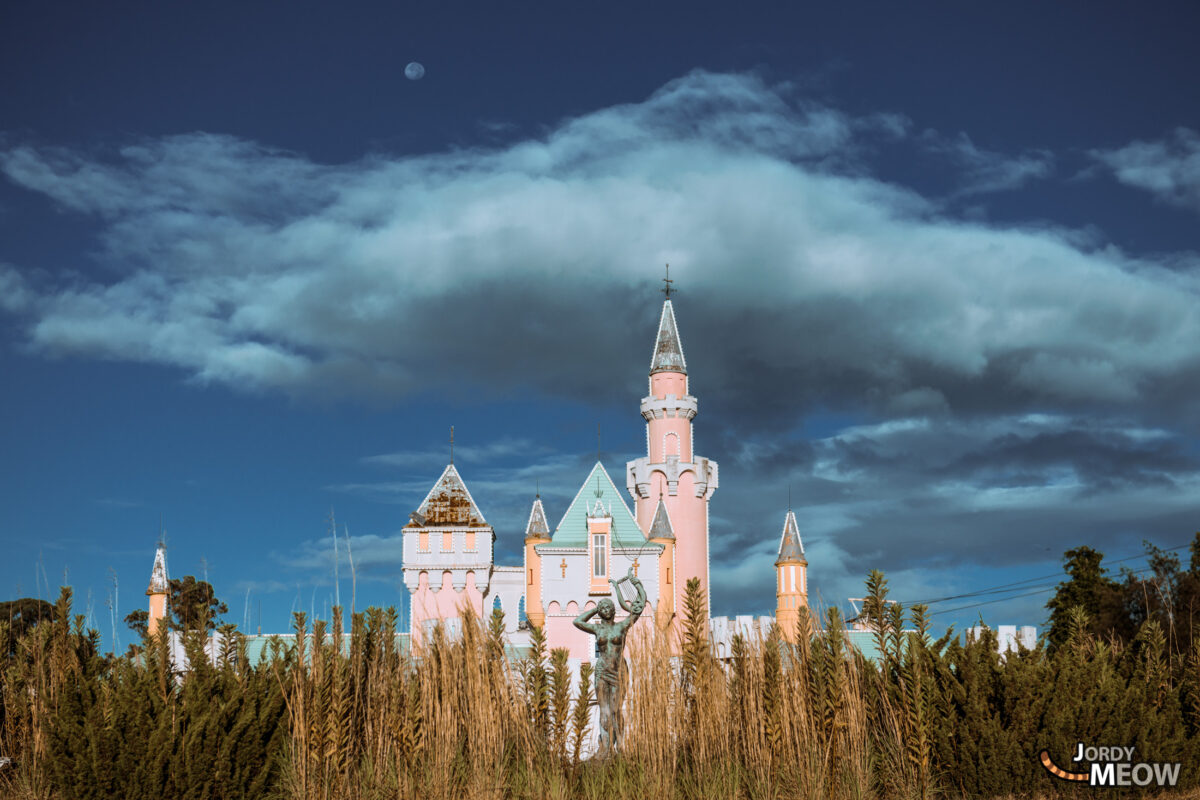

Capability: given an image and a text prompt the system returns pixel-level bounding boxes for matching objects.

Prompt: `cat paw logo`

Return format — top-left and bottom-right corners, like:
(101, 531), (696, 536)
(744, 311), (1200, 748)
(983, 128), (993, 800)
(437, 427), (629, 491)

(1040, 743), (1181, 788)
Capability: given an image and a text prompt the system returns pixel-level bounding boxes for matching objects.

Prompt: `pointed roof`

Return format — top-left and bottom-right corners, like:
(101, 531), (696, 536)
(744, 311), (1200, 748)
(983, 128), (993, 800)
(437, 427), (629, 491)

(525, 496), (550, 540)
(550, 462), (652, 548)
(650, 299), (687, 375)
(648, 498), (675, 541)
(148, 542), (169, 594)
(413, 464), (488, 527)
(776, 509), (806, 565)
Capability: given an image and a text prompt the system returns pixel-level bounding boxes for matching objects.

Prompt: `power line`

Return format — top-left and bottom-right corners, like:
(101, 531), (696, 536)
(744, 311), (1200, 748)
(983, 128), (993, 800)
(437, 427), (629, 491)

(898, 539), (1195, 608)
(927, 587), (1057, 617)
(924, 564), (1161, 618)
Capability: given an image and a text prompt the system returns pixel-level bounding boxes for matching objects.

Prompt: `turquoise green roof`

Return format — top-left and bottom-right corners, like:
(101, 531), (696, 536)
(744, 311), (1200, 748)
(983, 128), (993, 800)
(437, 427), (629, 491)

(843, 630), (883, 663)
(546, 462), (655, 549)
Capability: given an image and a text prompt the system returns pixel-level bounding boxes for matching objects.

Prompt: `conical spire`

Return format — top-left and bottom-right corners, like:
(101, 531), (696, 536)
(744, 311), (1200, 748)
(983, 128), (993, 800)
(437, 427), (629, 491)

(525, 496), (550, 541)
(650, 300), (687, 375)
(148, 541), (169, 594)
(775, 509), (805, 564)
(648, 497), (675, 541)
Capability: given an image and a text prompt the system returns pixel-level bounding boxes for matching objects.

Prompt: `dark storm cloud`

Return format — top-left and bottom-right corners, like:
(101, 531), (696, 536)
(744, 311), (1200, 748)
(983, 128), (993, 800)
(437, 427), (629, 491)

(702, 413), (1200, 617)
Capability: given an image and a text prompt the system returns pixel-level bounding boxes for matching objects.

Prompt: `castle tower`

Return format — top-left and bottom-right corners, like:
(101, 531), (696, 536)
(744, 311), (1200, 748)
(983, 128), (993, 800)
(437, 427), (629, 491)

(646, 496), (676, 626)
(401, 464), (495, 643)
(146, 541), (169, 637)
(523, 495), (551, 628)
(627, 292), (718, 624)
(775, 509), (808, 641)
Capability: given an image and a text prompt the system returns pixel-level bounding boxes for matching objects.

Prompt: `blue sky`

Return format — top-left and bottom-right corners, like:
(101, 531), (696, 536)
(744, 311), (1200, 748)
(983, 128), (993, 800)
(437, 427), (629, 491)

(3, 2), (1200, 649)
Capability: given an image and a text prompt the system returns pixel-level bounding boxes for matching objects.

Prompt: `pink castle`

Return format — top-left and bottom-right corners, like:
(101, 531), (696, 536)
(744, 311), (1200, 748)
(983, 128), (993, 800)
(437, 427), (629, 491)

(143, 288), (813, 657)
(397, 289), (807, 658)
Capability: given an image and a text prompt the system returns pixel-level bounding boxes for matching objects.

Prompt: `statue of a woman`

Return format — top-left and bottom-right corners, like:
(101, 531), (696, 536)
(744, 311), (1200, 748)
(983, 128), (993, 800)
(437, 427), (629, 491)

(573, 567), (646, 755)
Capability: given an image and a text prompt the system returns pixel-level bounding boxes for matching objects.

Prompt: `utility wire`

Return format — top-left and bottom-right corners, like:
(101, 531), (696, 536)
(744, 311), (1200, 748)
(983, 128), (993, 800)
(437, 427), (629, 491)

(925, 564), (1160, 618)
(927, 587), (1058, 617)
(898, 539), (1195, 608)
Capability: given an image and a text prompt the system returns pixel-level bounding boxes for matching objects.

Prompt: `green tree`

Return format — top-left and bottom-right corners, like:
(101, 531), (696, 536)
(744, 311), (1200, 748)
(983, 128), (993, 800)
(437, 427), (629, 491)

(0, 597), (55, 655)
(1118, 534), (1200, 661)
(124, 608), (149, 638)
(122, 575), (227, 638)
(1045, 546), (1127, 651)
(168, 575), (227, 631)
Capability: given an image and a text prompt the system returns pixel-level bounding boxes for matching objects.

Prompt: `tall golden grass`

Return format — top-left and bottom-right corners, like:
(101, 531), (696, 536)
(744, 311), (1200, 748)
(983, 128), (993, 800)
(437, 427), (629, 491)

(265, 581), (941, 800)
(3, 580), (1199, 799)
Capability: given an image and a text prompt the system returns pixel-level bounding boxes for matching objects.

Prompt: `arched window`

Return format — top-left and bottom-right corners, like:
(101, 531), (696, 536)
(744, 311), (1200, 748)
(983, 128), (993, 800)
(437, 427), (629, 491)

(493, 595), (502, 612)
(664, 432), (680, 458)
(518, 596), (527, 626)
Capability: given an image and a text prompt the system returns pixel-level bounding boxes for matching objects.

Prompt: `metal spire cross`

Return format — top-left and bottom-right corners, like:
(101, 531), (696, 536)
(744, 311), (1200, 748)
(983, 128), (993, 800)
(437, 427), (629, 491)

(661, 263), (674, 299)
(450, 425), (454, 465)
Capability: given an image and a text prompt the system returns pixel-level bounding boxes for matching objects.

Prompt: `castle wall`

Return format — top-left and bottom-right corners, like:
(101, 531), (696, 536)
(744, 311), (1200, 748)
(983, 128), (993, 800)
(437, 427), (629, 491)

(487, 566), (526, 633)
(539, 547), (661, 613)
(409, 569), (485, 645)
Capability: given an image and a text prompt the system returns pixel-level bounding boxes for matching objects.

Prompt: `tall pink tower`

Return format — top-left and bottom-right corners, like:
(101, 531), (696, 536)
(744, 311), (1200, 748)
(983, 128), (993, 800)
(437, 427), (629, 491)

(627, 269), (719, 624)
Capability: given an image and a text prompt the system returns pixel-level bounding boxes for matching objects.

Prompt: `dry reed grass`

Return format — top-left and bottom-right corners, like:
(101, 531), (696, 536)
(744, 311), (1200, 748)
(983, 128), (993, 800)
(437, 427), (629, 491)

(3, 582), (1198, 799)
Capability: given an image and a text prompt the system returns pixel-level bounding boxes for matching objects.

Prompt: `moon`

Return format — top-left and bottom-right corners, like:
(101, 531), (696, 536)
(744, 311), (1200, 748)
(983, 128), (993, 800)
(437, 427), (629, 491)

(405, 62), (425, 81)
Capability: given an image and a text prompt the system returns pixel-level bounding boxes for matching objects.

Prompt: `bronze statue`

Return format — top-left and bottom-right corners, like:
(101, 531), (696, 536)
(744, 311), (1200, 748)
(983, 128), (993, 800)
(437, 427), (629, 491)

(573, 567), (646, 755)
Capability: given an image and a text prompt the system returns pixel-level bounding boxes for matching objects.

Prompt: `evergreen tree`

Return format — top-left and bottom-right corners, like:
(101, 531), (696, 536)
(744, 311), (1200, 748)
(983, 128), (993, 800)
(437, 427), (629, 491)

(168, 575), (228, 632)
(1045, 546), (1125, 651)
(0, 597), (55, 656)
(123, 575), (228, 637)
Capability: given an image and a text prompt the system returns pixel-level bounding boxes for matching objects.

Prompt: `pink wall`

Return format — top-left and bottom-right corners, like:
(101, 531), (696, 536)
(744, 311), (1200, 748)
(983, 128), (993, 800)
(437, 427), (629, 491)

(648, 417), (692, 463)
(668, 471), (707, 615)
(650, 372), (688, 399)
(549, 609), (595, 662)
(647, 372), (693, 464)
(410, 569), (484, 645)
(635, 467), (707, 621)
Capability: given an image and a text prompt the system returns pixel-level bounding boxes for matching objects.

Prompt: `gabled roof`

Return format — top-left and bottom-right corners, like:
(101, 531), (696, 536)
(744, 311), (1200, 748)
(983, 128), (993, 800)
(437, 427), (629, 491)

(650, 299), (687, 375)
(648, 498), (675, 541)
(525, 496), (550, 540)
(148, 542), (169, 593)
(413, 464), (489, 527)
(776, 509), (806, 565)
(551, 462), (646, 548)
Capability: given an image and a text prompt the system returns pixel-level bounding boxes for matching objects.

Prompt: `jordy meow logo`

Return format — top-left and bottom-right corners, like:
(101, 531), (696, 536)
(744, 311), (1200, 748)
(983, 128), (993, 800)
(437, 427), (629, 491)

(1040, 742), (1181, 788)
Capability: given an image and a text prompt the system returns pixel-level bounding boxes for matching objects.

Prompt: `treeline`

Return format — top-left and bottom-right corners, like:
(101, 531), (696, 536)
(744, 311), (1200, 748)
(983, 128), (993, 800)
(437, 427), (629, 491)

(1045, 535), (1200, 658)
(0, 573), (1198, 799)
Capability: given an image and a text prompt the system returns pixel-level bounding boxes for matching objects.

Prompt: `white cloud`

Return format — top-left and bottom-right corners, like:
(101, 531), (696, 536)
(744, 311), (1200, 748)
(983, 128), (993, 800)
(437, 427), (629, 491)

(361, 437), (548, 469)
(0, 70), (1194, 423)
(0, 264), (34, 313)
(921, 130), (1054, 196)
(1092, 128), (1200, 212)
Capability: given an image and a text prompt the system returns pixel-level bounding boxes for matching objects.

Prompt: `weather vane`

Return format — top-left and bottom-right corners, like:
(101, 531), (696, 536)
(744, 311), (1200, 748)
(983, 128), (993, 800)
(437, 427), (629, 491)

(662, 263), (673, 299)
(450, 425), (454, 465)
